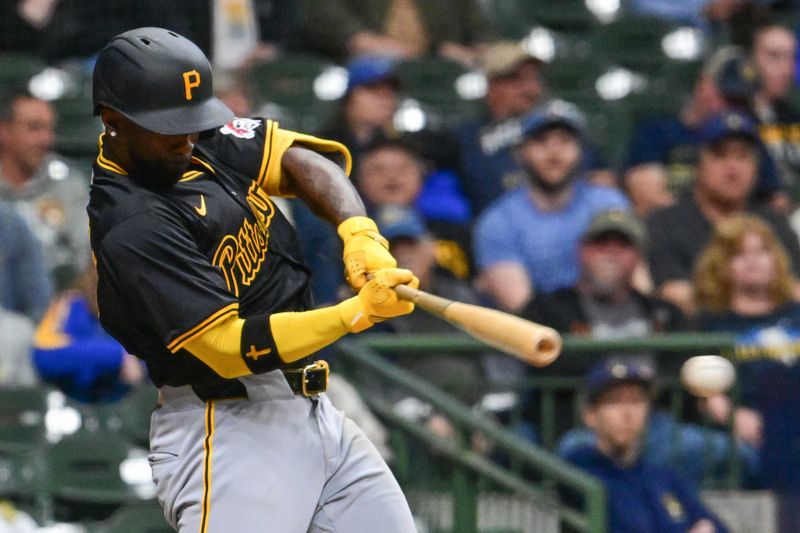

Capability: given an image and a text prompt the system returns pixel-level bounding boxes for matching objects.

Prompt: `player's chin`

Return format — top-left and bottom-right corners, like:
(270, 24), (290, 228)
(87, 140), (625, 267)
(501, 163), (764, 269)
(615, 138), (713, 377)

(135, 158), (191, 187)
(169, 154), (193, 172)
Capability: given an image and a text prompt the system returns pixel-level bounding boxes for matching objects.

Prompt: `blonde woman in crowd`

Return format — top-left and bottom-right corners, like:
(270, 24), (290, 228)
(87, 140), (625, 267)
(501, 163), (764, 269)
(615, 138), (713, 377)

(694, 214), (800, 531)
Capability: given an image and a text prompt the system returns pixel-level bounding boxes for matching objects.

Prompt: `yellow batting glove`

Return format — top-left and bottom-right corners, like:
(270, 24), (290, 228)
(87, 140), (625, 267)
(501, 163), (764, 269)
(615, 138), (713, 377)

(337, 268), (419, 333)
(338, 216), (397, 290)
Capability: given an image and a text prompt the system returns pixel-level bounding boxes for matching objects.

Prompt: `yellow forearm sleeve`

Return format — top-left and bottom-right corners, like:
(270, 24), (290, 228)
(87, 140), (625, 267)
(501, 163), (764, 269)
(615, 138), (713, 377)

(183, 315), (251, 379)
(269, 305), (351, 363)
(183, 300), (368, 377)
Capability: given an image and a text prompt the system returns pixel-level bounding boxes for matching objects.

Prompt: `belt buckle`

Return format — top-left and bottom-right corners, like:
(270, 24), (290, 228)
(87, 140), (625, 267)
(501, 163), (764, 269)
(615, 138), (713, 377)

(301, 360), (329, 397)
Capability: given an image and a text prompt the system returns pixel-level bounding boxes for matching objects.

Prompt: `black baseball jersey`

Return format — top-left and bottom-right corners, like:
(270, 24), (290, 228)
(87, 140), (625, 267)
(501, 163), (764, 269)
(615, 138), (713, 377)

(88, 118), (350, 396)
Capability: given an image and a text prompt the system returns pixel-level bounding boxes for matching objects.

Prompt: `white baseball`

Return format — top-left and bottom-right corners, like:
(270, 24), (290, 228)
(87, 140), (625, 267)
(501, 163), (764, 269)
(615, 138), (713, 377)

(680, 355), (736, 397)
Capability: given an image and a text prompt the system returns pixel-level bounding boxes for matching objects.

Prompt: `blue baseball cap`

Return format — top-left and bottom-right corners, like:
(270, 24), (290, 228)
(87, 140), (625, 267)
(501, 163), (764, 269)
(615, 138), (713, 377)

(375, 205), (427, 241)
(519, 99), (586, 141)
(585, 357), (656, 404)
(346, 56), (400, 93)
(698, 110), (759, 146)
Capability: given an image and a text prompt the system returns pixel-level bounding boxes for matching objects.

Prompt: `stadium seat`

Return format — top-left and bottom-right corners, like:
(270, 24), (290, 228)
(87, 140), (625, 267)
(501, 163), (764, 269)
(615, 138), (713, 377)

(118, 385), (158, 444)
(544, 55), (609, 101)
(0, 387), (48, 454)
(483, 0), (598, 37)
(573, 96), (634, 169)
(250, 54), (337, 132)
(53, 93), (103, 158)
(589, 17), (674, 74)
(250, 54), (333, 105)
(522, 0), (599, 32)
(0, 53), (46, 90)
(394, 57), (480, 127)
(623, 86), (685, 123)
(0, 451), (40, 499)
(92, 501), (171, 533)
(658, 59), (704, 94)
(43, 433), (153, 506)
(480, 0), (539, 39)
(396, 58), (470, 106)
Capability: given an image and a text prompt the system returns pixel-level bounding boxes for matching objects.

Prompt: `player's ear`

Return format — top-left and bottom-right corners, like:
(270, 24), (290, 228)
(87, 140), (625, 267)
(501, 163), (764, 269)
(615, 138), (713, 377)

(99, 107), (122, 134)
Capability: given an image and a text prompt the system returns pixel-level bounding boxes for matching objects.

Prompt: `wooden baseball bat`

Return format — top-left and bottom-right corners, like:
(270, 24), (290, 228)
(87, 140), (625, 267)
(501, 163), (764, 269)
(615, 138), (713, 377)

(394, 284), (562, 367)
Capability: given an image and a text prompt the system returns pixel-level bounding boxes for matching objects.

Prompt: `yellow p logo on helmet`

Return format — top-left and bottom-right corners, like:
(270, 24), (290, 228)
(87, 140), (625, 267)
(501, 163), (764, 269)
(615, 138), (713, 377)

(182, 70), (201, 100)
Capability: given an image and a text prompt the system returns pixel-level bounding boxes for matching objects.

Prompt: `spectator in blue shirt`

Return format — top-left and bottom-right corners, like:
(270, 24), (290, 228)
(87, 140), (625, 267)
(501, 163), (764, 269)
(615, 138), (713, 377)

(455, 42), (613, 216)
(627, 0), (757, 30)
(33, 263), (145, 403)
(562, 357), (729, 533)
(627, 0), (711, 25)
(0, 199), (51, 321)
(473, 100), (629, 312)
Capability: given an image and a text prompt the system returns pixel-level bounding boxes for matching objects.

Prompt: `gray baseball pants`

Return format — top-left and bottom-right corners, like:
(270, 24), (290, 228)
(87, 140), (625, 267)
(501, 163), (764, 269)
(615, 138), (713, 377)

(148, 370), (417, 532)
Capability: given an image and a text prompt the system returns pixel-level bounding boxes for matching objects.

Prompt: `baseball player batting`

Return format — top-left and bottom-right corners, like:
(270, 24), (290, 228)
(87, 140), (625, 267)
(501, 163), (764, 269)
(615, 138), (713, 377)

(89, 28), (418, 532)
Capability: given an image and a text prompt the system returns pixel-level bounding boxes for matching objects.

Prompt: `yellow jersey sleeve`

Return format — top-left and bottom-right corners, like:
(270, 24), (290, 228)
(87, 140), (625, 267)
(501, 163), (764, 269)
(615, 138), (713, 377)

(254, 120), (352, 197)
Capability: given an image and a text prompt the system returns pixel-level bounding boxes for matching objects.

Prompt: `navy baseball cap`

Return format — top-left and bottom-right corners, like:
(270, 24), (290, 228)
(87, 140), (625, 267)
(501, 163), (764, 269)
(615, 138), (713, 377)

(519, 100), (586, 141)
(375, 205), (427, 241)
(584, 357), (656, 404)
(698, 111), (759, 147)
(346, 56), (400, 92)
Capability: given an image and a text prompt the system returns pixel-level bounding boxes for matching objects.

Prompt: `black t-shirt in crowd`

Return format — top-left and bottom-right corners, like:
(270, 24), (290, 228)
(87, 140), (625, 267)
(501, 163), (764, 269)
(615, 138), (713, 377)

(646, 192), (800, 287)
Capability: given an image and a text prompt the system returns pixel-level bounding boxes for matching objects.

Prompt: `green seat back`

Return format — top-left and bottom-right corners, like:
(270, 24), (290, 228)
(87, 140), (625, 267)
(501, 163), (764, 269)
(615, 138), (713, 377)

(0, 53), (46, 90)
(250, 54), (337, 131)
(0, 387), (48, 454)
(44, 433), (151, 505)
(94, 501), (171, 533)
(395, 58), (480, 126)
(589, 17), (673, 74)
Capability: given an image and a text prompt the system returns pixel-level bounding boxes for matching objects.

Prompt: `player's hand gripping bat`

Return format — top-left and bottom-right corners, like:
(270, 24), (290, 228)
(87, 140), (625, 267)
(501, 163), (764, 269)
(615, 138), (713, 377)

(394, 284), (561, 367)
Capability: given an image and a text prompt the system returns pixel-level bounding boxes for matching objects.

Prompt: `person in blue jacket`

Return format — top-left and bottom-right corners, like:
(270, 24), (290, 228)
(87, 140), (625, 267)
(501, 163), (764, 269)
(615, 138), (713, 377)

(32, 263), (145, 403)
(562, 357), (729, 533)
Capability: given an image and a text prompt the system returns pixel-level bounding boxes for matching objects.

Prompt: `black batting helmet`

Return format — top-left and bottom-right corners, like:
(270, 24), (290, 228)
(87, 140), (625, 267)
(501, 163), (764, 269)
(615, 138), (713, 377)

(93, 27), (234, 135)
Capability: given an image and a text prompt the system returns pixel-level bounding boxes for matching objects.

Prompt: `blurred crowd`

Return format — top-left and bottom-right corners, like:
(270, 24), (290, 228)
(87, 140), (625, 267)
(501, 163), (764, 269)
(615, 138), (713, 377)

(5, 0), (800, 531)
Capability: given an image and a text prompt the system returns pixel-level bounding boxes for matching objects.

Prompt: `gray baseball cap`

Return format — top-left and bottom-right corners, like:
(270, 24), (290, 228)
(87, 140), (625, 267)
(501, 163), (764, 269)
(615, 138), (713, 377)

(582, 210), (646, 252)
(481, 41), (542, 79)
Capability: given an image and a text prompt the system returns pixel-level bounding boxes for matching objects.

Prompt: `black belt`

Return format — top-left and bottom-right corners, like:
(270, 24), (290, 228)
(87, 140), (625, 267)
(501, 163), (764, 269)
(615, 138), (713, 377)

(172, 360), (330, 403)
(281, 360), (329, 397)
